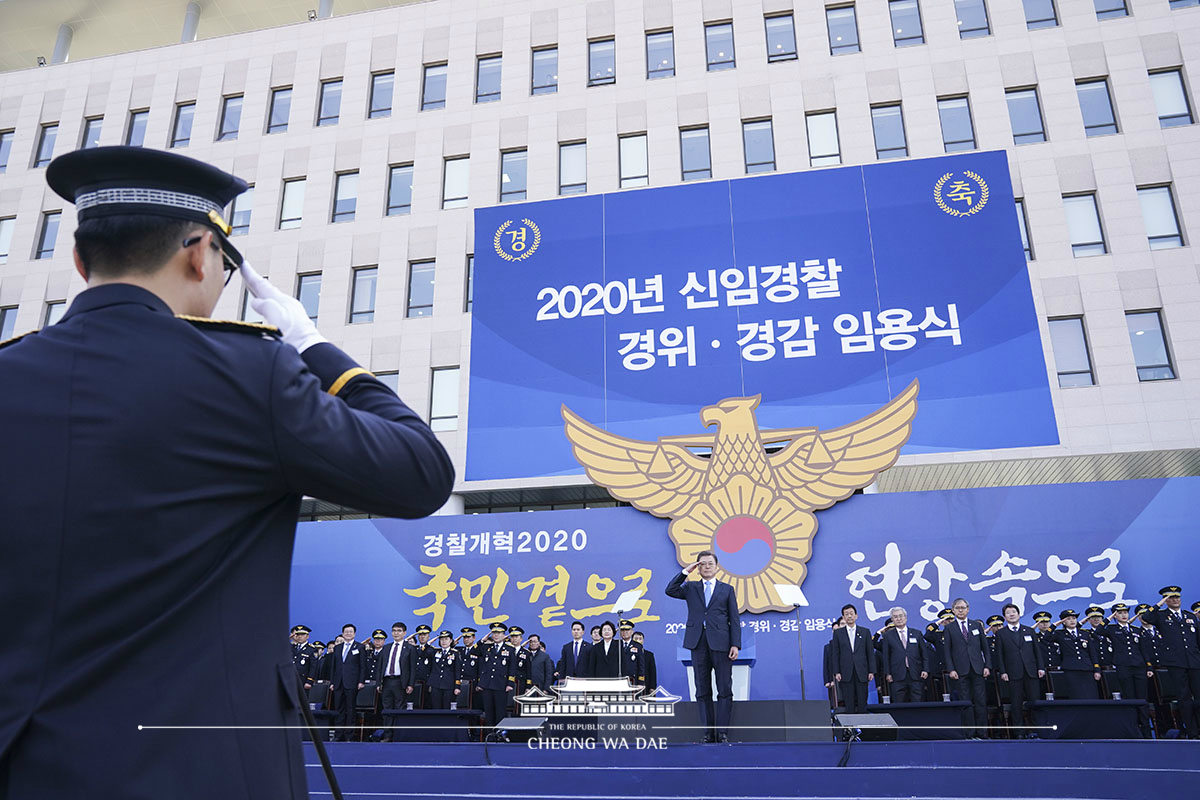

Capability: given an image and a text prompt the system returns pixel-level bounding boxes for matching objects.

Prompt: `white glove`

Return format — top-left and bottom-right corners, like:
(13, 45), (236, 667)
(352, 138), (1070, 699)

(240, 261), (328, 353)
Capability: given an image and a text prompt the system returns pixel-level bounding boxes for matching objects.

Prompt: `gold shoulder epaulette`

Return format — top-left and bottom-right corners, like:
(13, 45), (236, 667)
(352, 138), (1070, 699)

(176, 315), (281, 337)
(0, 330), (36, 351)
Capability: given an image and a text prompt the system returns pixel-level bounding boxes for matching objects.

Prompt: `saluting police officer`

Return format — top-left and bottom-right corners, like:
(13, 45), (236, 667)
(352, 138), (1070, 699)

(0, 146), (454, 797)
(1050, 610), (1102, 699)
(423, 630), (463, 709)
(1096, 603), (1154, 737)
(1138, 586), (1200, 738)
(408, 624), (435, 707)
(1031, 611), (1058, 698)
(477, 622), (517, 727)
(1085, 606), (1115, 674)
(291, 625), (318, 689)
(507, 626), (532, 712)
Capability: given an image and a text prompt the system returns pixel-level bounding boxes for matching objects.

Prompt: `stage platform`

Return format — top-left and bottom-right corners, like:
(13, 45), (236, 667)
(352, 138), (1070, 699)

(303, 740), (1198, 799)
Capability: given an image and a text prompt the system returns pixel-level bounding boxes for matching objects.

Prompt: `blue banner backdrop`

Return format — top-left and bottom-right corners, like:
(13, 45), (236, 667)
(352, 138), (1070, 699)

(291, 478), (1195, 702)
(467, 150), (1058, 481)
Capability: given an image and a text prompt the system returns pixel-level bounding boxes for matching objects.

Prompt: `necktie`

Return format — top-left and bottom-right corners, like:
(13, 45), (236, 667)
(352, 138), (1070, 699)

(960, 621), (968, 640)
(574, 641), (580, 665)
(342, 643), (350, 661)
(704, 581), (713, 606)
(389, 643), (401, 676)
(899, 629), (908, 668)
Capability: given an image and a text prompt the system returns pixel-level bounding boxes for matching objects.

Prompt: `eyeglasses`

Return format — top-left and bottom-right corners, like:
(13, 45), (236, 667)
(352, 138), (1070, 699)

(182, 235), (238, 286)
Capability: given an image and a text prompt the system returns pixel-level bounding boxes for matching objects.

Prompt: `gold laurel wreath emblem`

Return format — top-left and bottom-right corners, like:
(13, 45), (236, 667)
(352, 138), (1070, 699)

(934, 171), (990, 218)
(493, 218), (542, 262)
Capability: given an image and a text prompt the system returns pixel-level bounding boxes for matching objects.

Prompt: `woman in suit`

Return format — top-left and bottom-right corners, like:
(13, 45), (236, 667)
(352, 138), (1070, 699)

(587, 620), (623, 678)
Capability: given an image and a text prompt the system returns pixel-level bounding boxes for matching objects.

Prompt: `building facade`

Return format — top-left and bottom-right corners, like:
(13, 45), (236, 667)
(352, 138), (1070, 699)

(1, 0), (1198, 512)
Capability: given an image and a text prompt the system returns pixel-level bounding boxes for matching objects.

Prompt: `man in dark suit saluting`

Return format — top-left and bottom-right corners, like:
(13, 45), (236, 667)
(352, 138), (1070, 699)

(666, 550), (741, 743)
(830, 604), (875, 713)
(940, 598), (992, 739)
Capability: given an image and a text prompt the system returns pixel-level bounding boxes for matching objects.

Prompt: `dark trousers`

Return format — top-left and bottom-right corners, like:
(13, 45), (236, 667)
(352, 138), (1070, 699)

(333, 686), (358, 740)
(380, 676), (407, 710)
(692, 630), (734, 738)
(430, 687), (456, 710)
(1157, 667), (1200, 735)
(1057, 670), (1100, 700)
(1113, 667), (1152, 737)
(951, 671), (988, 737)
(481, 688), (507, 727)
(889, 677), (923, 703)
(838, 679), (868, 713)
(1005, 674), (1040, 736)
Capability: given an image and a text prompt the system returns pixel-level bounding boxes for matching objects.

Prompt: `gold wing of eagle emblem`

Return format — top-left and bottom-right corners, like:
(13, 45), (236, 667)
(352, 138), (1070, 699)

(562, 380), (919, 613)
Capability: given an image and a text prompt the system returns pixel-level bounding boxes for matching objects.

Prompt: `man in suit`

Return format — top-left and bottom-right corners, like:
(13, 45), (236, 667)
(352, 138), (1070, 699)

(632, 631), (658, 694)
(330, 624), (368, 741)
(880, 606), (928, 703)
(940, 597), (991, 739)
(557, 619), (592, 680)
(0, 146), (454, 798)
(994, 604), (1046, 738)
(526, 635), (555, 693)
(666, 550), (741, 743)
(1138, 586), (1200, 738)
(377, 622), (413, 742)
(830, 604), (875, 714)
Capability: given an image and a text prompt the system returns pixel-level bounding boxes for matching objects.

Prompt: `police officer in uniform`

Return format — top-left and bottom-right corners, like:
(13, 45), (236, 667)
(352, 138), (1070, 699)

(632, 631), (658, 694)
(924, 609), (953, 700)
(477, 622), (516, 727)
(1095, 603), (1153, 737)
(1138, 586), (1200, 738)
(423, 631), (463, 709)
(363, 630), (388, 683)
(0, 146), (454, 798)
(457, 627), (482, 707)
(291, 626), (318, 689)
(408, 624), (435, 707)
(618, 620), (644, 686)
(506, 626), (532, 711)
(1085, 606), (1115, 681)
(1050, 610), (1101, 699)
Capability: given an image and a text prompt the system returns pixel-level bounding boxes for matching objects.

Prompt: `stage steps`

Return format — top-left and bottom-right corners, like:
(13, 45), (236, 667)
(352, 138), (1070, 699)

(304, 740), (1197, 799)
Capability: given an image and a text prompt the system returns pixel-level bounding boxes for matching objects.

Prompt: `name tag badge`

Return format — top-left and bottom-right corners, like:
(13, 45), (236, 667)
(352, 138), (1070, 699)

(1024, 635), (1033, 642)
(972, 629), (979, 635)
(909, 635), (917, 642)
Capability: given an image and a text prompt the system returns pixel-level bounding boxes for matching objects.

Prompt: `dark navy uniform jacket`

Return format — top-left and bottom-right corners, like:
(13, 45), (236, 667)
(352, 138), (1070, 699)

(477, 642), (517, 692)
(0, 284), (454, 799)
(1139, 608), (1200, 669)
(1051, 629), (1101, 671)
(423, 648), (463, 690)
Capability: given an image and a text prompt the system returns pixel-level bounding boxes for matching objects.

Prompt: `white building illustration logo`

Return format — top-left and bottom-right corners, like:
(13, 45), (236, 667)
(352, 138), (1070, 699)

(515, 677), (680, 716)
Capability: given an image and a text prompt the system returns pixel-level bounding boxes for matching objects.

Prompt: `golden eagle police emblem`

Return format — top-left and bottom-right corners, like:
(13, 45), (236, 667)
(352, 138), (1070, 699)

(562, 381), (918, 613)
(494, 218), (541, 262)
(934, 171), (989, 218)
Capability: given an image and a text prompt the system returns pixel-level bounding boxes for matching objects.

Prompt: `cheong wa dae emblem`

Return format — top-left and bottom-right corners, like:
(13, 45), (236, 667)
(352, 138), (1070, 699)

(494, 218), (541, 261)
(934, 171), (989, 218)
(562, 383), (919, 614)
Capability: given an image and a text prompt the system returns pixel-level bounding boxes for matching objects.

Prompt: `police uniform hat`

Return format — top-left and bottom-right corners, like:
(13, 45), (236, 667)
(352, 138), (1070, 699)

(619, 620), (634, 631)
(311, 641), (324, 649)
(1134, 603), (1153, 615)
(291, 625), (311, 635)
(1084, 605), (1104, 619)
(1191, 602), (1200, 614)
(461, 627), (477, 635)
(489, 622), (507, 633)
(1032, 611), (1052, 623)
(986, 615), (1003, 627)
(414, 624), (432, 635)
(46, 146), (249, 266)
(372, 629), (387, 639)
(1112, 603), (1130, 613)
(1159, 586), (1183, 598)
(1059, 609), (1079, 620)
(438, 630), (453, 639)
(937, 608), (954, 622)
(507, 626), (525, 636)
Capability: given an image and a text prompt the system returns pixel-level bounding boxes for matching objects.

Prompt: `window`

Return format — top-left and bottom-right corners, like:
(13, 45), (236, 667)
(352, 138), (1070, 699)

(241, 288), (264, 323)
(871, 104), (907, 159)
(375, 372), (399, 394)
(559, 142), (587, 195)
(765, 14), (797, 62)
(126, 110), (148, 146)
(1015, 199), (1033, 260)
(532, 48), (558, 95)
(1048, 317), (1094, 387)
(0, 130), (13, 172)
(369, 72), (394, 119)
(407, 261), (435, 318)
(1022, 0), (1058, 29)
(279, 178), (306, 230)
(826, 6), (861, 55)
(267, 88), (292, 133)
(1063, 194), (1106, 256)
(349, 267), (378, 324)
(1006, 88), (1046, 144)
(1170, 0), (1200, 7)
(464, 255), (474, 312)
(332, 172), (358, 223)
(1077, 79), (1118, 136)
(889, 0), (924, 46)
(44, 301), (66, 327)
(216, 95), (242, 141)
(500, 150), (527, 202)
(1126, 311), (1175, 381)
(476, 56), (502, 103)
(1094, 0), (1128, 19)
(422, 64), (448, 110)
(1150, 70), (1193, 128)
(743, 119), (775, 173)
(705, 22), (735, 71)
(317, 79), (342, 126)
(230, 186), (253, 236)
(80, 117), (103, 149)
(954, 0), (990, 37)
(0, 305), (16, 340)
(0, 217), (14, 264)
(36, 211), (60, 259)
(35, 124), (57, 166)
(171, 103), (194, 148)
(937, 97), (976, 152)
(646, 31), (675, 79)
(430, 367), (460, 431)
(680, 127), (711, 181)
(619, 134), (649, 188)
(806, 111), (841, 166)
(589, 39), (616, 86)
(387, 164), (414, 215)
(296, 274), (321, 320)
(1138, 186), (1184, 249)
(442, 157), (470, 209)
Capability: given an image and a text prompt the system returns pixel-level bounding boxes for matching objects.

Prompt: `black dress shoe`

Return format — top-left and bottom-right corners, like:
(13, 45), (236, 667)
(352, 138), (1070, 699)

(717, 733), (730, 743)
(701, 733), (715, 744)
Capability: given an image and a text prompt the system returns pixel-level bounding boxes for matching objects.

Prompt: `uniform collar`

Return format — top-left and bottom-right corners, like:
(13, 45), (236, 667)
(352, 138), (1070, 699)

(61, 283), (174, 322)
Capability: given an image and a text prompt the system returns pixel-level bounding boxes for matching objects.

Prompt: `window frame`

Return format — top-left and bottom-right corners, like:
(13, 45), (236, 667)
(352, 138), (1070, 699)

(406, 260), (436, 318)
(0, 216), (15, 265)
(1076, 78), (1119, 137)
(1125, 310), (1176, 382)
(1093, 0), (1128, 19)
(500, 149), (528, 203)
(826, 5), (862, 56)
(1047, 316), (1096, 388)
(764, 13), (798, 62)
(267, 87), (292, 134)
(704, 21), (736, 72)
(1149, 69), (1194, 128)
(1063, 193), (1107, 257)
(422, 63), (449, 110)
(125, 109), (149, 146)
(645, 30), (675, 79)
(559, 141), (587, 195)
(1015, 198), (1034, 261)
(464, 254), (474, 313)
(619, 133), (649, 188)
(937, 95), (976, 152)
(387, 163), (414, 216)
(680, 126), (712, 182)
(588, 39), (617, 87)
(1022, 0), (1059, 29)
(216, 95), (242, 142)
(368, 72), (394, 119)
(34, 122), (58, 166)
(170, 103), (195, 148)
(316, 79), (343, 127)
(331, 171), (359, 224)
(888, 0), (926, 47)
(295, 272), (322, 321)
(429, 366), (461, 431)
(349, 266), (378, 324)
(742, 118), (776, 174)
(229, 185), (254, 236)
(0, 129), (14, 172)
(1006, 86), (1047, 144)
(442, 157), (470, 209)
(806, 110), (842, 167)
(80, 116), (104, 149)
(1137, 184), (1185, 249)
(279, 177), (306, 230)
(35, 210), (61, 260)
(475, 55), (502, 104)
(870, 103), (908, 160)
(531, 47), (559, 95)
(954, 0), (991, 38)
